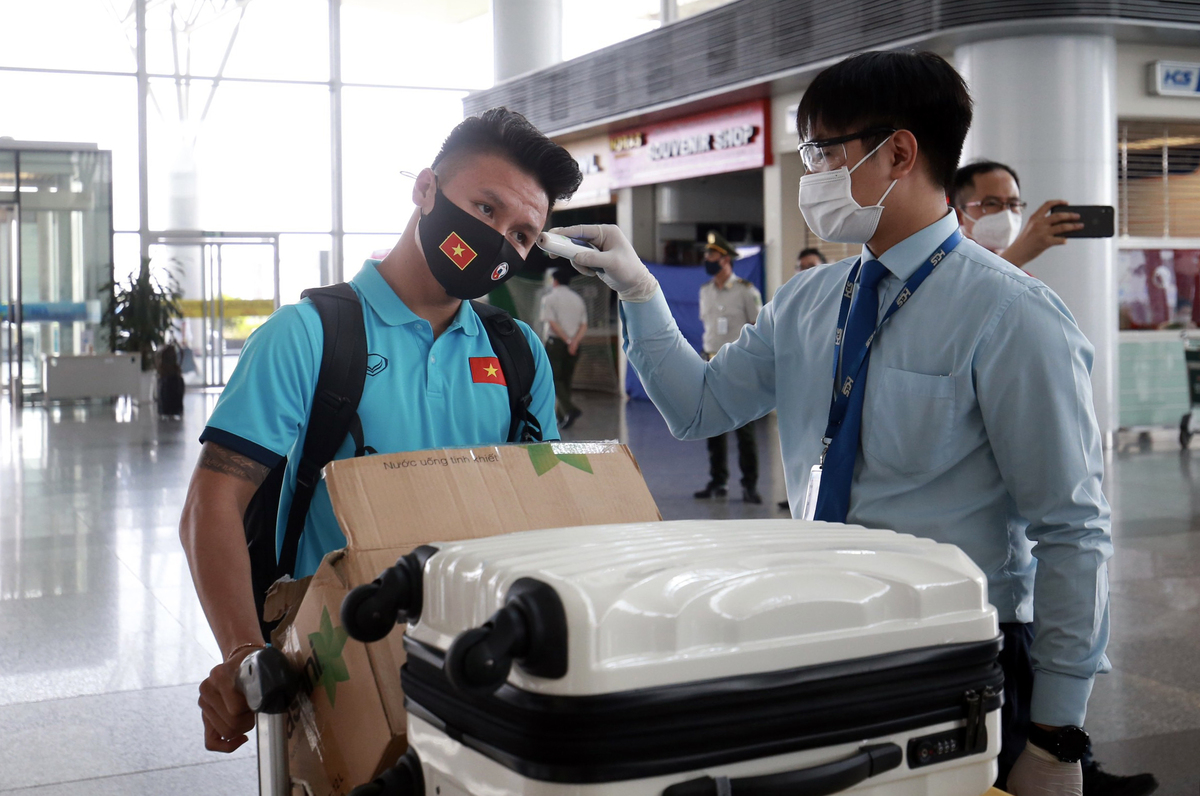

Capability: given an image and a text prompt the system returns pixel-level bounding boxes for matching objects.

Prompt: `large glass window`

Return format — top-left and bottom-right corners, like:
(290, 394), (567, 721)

(147, 79), (331, 232)
(342, 87), (468, 234)
(144, 0), (329, 82)
(340, 3), (492, 89)
(345, 233), (401, 268)
(0, 72), (139, 232)
(279, 233), (332, 305)
(0, 0), (134, 72)
(0, 0), (509, 387)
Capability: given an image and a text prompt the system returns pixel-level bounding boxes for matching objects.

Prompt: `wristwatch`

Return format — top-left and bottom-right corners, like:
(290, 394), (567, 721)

(1027, 724), (1090, 763)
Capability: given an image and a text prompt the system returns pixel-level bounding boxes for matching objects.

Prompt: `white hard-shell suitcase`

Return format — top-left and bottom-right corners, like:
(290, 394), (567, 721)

(341, 520), (1003, 796)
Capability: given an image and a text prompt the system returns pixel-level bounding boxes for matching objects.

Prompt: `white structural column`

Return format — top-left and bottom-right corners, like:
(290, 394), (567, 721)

(956, 35), (1118, 437)
(330, 0), (344, 284)
(493, 0), (562, 82)
(617, 185), (657, 261)
(762, 152), (806, 298)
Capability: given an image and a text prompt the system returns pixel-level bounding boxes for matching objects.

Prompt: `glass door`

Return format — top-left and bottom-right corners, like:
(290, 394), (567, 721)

(152, 234), (279, 387)
(1, 202), (18, 395)
(0, 147), (113, 399)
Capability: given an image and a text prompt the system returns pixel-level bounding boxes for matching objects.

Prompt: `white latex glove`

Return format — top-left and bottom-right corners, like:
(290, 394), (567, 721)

(1007, 742), (1082, 796)
(548, 224), (659, 303)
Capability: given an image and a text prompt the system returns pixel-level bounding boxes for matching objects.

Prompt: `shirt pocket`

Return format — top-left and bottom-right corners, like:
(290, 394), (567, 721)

(862, 366), (957, 476)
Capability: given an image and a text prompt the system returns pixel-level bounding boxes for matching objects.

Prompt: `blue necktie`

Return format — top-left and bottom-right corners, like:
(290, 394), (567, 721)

(814, 259), (888, 523)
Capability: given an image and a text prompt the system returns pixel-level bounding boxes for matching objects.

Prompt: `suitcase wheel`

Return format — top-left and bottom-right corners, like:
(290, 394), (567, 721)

(444, 578), (568, 696)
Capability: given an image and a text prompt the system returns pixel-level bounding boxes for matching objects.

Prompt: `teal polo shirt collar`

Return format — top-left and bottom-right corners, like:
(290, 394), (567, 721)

(352, 259), (480, 337)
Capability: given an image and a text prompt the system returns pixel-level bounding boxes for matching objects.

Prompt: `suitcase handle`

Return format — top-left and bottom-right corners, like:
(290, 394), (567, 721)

(342, 545), (438, 642)
(237, 646), (300, 714)
(444, 578), (568, 696)
(661, 743), (902, 796)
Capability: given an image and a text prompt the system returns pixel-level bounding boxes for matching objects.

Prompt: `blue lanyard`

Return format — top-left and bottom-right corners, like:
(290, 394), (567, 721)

(822, 229), (962, 446)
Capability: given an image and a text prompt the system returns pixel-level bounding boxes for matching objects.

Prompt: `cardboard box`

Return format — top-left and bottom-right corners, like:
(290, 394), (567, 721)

(269, 441), (661, 796)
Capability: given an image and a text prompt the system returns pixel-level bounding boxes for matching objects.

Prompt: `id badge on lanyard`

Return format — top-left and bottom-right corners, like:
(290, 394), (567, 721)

(802, 229), (962, 521)
(800, 436), (831, 521)
(801, 464), (822, 521)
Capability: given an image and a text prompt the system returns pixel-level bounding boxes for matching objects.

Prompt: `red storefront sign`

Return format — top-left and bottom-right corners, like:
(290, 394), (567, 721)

(608, 99), (771, 188)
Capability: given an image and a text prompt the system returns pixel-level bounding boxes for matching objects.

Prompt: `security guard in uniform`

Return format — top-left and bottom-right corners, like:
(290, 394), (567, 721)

(695, 231), (764, 503)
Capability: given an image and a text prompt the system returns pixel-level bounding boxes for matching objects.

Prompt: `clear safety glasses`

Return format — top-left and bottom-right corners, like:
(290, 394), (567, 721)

(798, 127), (896, 173)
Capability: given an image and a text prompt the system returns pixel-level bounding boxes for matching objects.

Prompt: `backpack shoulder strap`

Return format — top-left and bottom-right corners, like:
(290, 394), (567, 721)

(277, 283), (368, 578)
(471, 300), (542, 443)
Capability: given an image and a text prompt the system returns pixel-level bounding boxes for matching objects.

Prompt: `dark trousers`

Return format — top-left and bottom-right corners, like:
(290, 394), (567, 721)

(997, 623), (1035, 790)
(707, 422), (758, 489)
(996, 622), (1094, 789)
(546, 338), (580, 419)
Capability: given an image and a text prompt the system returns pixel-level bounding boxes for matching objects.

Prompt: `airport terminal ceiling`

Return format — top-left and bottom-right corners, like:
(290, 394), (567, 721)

(466, 0), (1200, 137)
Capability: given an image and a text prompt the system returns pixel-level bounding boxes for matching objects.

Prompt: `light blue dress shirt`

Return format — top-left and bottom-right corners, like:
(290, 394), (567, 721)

(623, 210), (1112, 727)
(202, 259), (559, 578)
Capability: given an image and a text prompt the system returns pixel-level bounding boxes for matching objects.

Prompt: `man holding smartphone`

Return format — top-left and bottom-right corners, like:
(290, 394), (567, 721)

(952, 160), (1084, 270)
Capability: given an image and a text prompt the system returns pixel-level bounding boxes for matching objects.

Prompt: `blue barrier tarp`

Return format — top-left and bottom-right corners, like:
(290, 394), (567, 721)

(626, 250), (763, 401)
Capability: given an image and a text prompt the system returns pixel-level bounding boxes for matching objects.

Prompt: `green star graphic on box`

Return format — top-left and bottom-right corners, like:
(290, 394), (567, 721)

(309, 605), (351, 706)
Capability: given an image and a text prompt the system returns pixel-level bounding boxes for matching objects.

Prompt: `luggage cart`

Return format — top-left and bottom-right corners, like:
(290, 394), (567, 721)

(237, 647), (300, 796)
(239, 646), (391, 796)
(1181, 338), (1200, 448)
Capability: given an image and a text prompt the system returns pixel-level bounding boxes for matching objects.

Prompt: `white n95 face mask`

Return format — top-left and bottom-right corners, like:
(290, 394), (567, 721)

(798, 136), (897, 244)
(966, 209), (1021, 251)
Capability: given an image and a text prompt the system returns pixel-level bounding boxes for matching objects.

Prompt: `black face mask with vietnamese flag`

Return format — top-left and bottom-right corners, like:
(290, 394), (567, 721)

(418, 189), (526, 300)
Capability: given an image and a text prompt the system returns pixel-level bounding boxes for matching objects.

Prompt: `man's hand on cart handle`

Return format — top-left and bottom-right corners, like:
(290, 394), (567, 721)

(198, 642), (261, 752)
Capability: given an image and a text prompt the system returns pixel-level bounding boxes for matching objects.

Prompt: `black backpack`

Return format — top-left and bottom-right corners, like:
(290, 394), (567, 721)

(243, 283), (542, 639)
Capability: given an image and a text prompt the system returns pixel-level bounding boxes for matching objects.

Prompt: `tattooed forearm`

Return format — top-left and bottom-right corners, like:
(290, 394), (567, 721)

(197, 443), (270, 487)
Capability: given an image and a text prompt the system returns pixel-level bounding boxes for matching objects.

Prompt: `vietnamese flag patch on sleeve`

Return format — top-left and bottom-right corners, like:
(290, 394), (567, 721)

(470, 357), (506, 385)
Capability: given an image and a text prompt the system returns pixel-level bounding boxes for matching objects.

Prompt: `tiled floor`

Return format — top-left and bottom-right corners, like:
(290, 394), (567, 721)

(0, 390), (1196, 793)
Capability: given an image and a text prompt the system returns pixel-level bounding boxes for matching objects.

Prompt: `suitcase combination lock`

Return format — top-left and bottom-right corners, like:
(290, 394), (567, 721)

(444, 578), (568, 696)
(342, 546), (439, 642)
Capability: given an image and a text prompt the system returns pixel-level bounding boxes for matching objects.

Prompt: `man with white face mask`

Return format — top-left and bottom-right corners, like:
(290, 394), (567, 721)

(953, 160), (1084, 270)
(551, 51), (1127, 796)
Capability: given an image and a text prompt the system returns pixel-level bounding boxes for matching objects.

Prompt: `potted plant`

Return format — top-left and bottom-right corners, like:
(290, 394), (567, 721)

(102, 256), (183, 403)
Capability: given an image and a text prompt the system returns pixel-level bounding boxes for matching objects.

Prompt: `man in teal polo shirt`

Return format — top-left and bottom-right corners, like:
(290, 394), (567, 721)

(180, 108), (581, 754)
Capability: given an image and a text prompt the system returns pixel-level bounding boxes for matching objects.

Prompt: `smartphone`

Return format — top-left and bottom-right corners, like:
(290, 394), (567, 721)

(1051, 205), (1114, 239)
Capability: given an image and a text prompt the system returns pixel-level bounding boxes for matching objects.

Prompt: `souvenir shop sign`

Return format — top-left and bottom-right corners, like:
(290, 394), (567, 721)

(608, 100), (771, 188)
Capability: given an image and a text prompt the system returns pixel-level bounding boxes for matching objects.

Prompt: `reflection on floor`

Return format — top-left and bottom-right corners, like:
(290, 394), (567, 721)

(0, 391), (1197, 793)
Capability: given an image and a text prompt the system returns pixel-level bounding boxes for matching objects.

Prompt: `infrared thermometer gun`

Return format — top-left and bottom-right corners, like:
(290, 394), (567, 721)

(536, 232), (599, 262)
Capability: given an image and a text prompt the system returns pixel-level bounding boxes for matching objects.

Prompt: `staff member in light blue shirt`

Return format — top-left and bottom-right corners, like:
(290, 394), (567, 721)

(180, 108), (580, 756)
(556, 52), (1111, 796)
